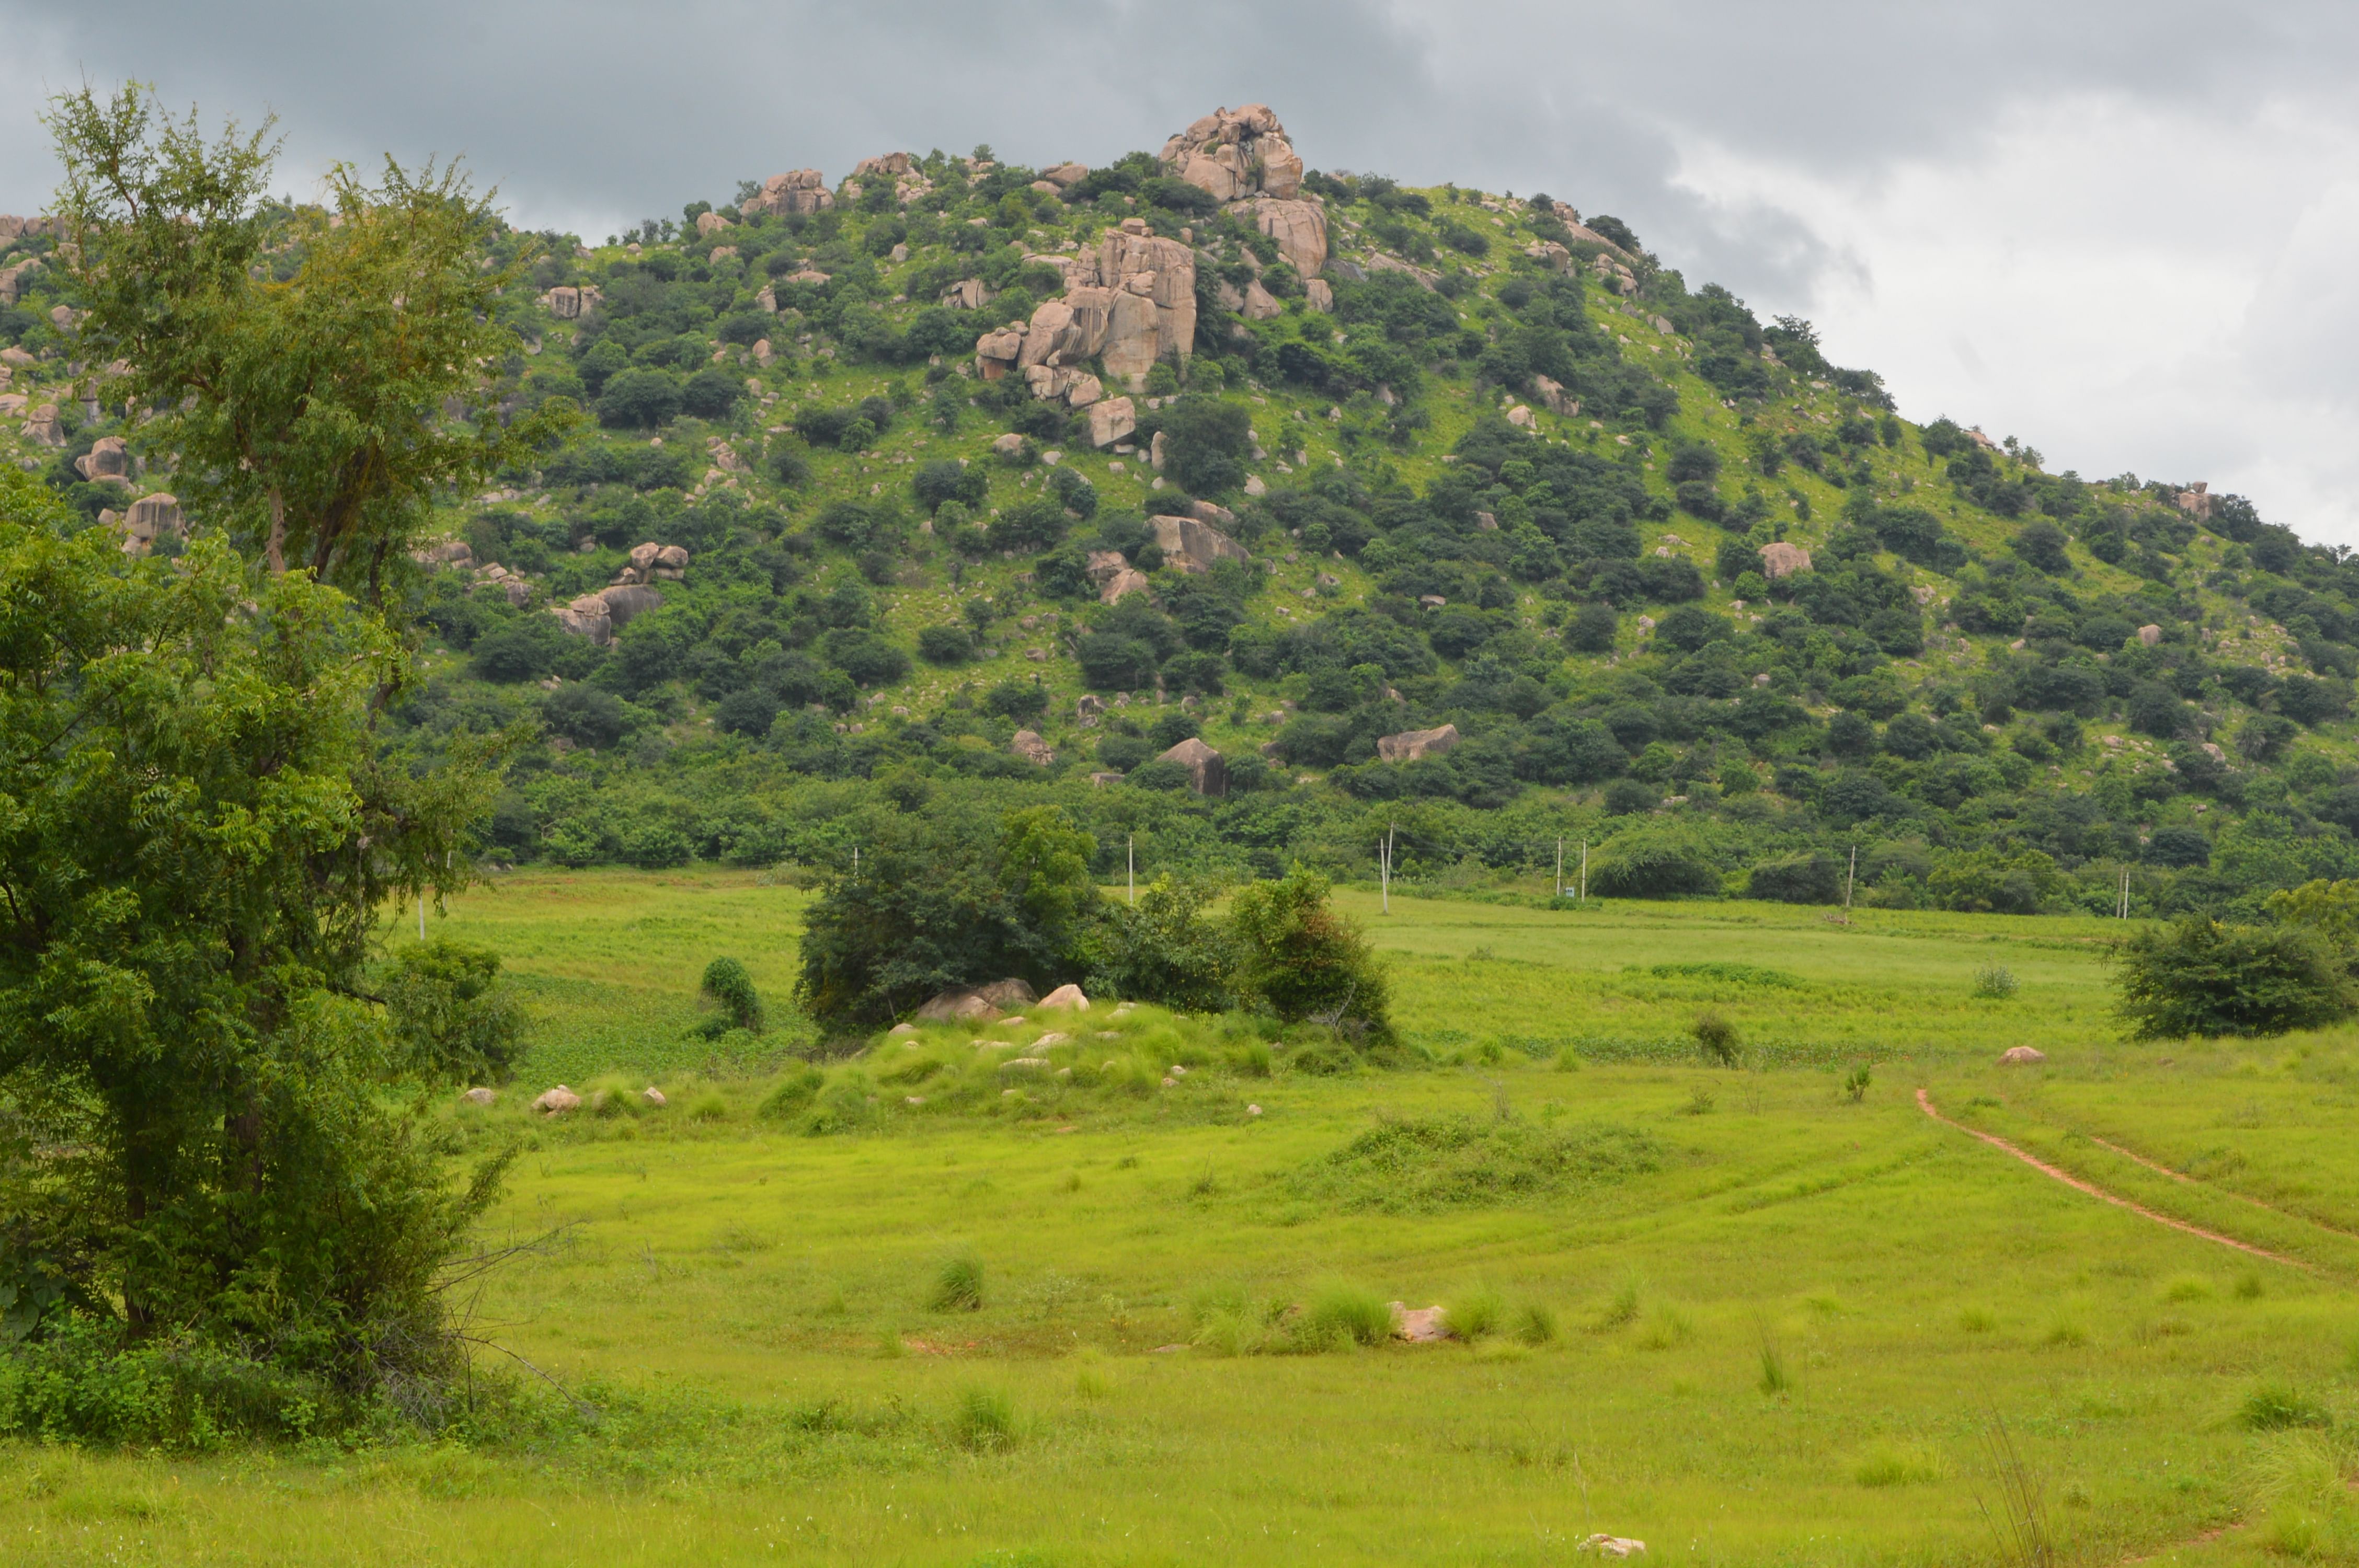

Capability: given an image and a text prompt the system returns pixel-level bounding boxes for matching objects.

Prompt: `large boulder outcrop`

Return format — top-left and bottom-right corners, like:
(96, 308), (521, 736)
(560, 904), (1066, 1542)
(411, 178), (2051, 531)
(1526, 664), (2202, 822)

(915, 978), (1038, 1022)
(553, 583), (666, 645)
(1250, 199), (1329, 277)
(1011, 729), (1055, 766)
(540, 284), (601, 320)
(1149, 514), (1250, 574)
(1160, 105), (1303, 202)
(741, 170), (834, 217)
(987, 226), (1195, 389)
(21, 403), (64, 447)
(1086, 395), (1136, 447)
(1377, 724), (1460, 763)
(75, 436), (132, 485)
(118, 494), (184, 557)
(1759, 541), (1813, 580)
(1156, 737), (1228, 797)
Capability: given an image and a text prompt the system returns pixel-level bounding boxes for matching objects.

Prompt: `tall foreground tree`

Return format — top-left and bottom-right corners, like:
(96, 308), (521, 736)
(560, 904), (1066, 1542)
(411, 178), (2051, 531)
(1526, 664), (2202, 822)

(0, 459), (507, 1408)
(46, 84), (574, 600)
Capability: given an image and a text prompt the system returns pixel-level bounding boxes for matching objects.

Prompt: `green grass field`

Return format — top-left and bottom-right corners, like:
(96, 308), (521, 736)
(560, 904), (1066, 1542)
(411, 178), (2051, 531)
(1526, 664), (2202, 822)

(9, 871), (2359, 1565)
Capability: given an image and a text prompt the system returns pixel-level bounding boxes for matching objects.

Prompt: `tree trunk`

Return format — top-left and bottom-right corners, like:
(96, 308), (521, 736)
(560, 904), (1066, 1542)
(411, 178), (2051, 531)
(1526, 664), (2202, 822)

(266, 488), (287, 575)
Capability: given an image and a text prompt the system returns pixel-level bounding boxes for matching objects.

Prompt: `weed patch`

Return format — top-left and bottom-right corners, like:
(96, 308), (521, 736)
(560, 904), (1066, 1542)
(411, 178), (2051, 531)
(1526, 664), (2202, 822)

(1290, 1114), (1664, 1213)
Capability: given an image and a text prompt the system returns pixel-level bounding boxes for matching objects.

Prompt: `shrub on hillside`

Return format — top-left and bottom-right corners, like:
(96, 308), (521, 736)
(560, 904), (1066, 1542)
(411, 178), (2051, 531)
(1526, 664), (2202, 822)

(2115, 917), (2354, 1039)
(700, 956), (765, 1033)
(1587, 826), (1721, 898)
(1745, 852), (1843, 905)
(1083, 876), (1238, 1011)
(1228, 868), (1392, 1041)
(380, 939), (525, 1082)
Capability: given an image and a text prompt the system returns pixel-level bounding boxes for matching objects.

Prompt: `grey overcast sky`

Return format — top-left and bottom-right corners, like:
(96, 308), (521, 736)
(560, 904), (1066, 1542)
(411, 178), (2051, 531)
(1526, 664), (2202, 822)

(6, 2), (2355, 541)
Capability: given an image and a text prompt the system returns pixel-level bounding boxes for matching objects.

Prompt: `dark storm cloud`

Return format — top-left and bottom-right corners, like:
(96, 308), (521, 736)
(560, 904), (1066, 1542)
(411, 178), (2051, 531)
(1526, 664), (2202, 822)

(5, 2), (2356, 533)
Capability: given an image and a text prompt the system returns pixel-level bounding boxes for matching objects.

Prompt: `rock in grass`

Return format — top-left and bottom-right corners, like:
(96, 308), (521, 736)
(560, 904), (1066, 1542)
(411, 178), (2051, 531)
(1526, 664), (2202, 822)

(890, 1022), (917, 1035)
(915, 977), (1038, 1022)
(460, 1087), (497, 1107)
(533, 1085), (581, 1115)
(642, 1087), (668, 1106)
(1039, 983), (1089, 1011)
(1036, 1032), (1070, 1047)
(2001, 1046), (2048, 1065)
(1582, 1535), (1647, 1558)
(1390, 1302), (1449, 1343)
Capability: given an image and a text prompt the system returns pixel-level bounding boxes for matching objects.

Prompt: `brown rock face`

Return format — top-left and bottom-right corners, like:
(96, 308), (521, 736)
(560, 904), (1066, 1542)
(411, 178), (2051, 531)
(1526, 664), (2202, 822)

(2000, 1046), (2047, 1066)
(1377, 724), (1461, 763)
(1100, 568), (1151, 606)
(117, 493), (184, 556)
(1160, 105), (1303, 202)
(1759, 541), (1813, 580)
(741, 170), (834, 218)
(75, 435), (131, 484)
(915, 978), (1039, 1022)
(1149, 515), (1250, 574)
(2136, 624), (2163, 647)
(1086, 395), (1137, 448)
(533, 1086), (582, 1115)
(1156, 736), (1228, 797)
(1251, 199), (1329, 276)
(1011, 729), (1055, 766)
(851, 152), (916, 179)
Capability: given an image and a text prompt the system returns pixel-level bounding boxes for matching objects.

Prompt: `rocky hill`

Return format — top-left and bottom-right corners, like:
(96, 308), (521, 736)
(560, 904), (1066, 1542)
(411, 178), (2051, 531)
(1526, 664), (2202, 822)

(4, 107), (2353, 916)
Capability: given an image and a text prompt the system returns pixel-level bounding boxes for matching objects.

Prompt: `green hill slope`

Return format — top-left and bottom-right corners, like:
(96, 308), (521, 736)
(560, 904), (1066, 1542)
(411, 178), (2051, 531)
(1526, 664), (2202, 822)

(5, 105), (2351, 916)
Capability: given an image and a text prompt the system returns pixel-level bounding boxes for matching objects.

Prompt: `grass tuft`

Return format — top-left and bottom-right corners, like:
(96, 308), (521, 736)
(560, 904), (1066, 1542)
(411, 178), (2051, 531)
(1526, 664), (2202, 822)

(1514, 1302), (1559, 1346)
(1854, 1444), (1944, 1487)
(947, 1386), (1017, 1451)
(1298, 1283), (1393, 1351)
(2239, 1383), (2332, 1432)
(1445, 1286), (1506, 1341)
(929, 1251), (985, 1312)
(1758, 1335), (1792, 1396)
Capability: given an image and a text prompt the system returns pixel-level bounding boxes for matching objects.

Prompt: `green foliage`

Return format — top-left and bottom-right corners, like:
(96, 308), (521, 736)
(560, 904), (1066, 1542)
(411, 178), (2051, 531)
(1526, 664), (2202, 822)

(47, 85), (576, 594)
(1693, 1011), (1742, 1065)
(1083, 877), (1238, 1011)
(1588, 825), (1721, 899)
(2115, 917), (2354, 1039)
(0, 518), (508, 1409)
(380, 939), (525, 1082)
(1229, 869), (1392, 1039)
(794, 809), (1096, 1034)
(698, 956), (765, 1033)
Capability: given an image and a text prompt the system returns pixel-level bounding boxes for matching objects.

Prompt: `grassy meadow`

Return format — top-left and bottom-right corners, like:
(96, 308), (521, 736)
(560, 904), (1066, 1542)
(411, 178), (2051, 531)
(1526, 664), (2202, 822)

(9, 871), (2359, 1565)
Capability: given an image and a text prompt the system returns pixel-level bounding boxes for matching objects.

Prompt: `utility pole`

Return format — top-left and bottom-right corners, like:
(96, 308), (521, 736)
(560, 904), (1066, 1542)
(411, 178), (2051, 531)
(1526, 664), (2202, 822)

(1845, 845), (1857, 910)
(1380, 824), (1391, 914)
(852, 847), (859, 881)
(1128, 834), (1136, 906)
(2120, 868), (2131, 919)
(418, 893), (426, 942)
(1555, 836), (1564, 900)
(1579, 839), (1588, 903)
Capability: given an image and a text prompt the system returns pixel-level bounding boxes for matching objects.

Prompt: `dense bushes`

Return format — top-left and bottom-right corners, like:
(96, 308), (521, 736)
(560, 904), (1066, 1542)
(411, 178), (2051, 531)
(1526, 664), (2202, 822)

(2116, 916), (2353, 1039)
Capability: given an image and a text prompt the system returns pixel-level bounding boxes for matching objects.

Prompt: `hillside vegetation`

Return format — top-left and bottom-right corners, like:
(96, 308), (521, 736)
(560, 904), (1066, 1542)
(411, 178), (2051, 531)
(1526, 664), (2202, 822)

(4, 103), (2351, 917)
